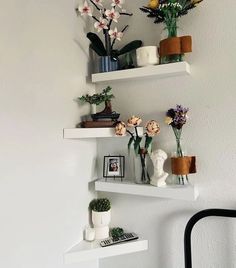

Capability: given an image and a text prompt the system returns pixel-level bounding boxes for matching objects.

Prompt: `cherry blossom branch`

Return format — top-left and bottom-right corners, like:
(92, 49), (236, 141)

(92, 16), (99, 22)
(121, 25), (129, 33)
(111, 25), (129, 49)
(120, 12), (133, 16)
(89, 0), (101, 11)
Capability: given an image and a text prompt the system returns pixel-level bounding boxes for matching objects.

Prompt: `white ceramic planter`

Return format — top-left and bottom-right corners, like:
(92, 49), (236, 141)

(136, 46), (159, 67)
(90, 104), (96, 115)
(92, 210), (111, 240)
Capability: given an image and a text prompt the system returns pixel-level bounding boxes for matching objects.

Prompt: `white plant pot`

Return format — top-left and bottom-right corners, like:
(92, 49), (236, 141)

(90, 104), (96, 115)
(136, 46), (159, 67)
(92, 210), (111, 240)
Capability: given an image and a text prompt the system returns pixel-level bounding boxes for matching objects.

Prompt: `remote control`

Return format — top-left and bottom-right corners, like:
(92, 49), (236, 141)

(100, 232), (139, 247)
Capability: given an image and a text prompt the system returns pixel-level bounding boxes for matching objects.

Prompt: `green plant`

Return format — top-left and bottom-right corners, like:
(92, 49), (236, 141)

(76, 1), (143, 57)
(110, 227), (124, 239)
(77, 86), (114, 106)
(87, 33), (143, 58)
(89, 198), (111, 212)
(140, 0), (203, 26)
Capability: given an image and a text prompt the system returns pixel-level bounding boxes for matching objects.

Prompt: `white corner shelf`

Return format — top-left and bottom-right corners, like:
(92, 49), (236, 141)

(92, 61), (190, 83)
(95, 179), (198, 201)
(63, 127), (143, 139)
(64, 238), (148, 264)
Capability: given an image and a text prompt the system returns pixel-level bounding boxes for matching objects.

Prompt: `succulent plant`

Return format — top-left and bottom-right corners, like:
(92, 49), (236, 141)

(110, 227), (124, 239)
(89, 198), (111, 212)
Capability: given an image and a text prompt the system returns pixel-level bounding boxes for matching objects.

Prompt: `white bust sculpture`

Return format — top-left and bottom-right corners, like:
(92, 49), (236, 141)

(150, 149), (169, 187)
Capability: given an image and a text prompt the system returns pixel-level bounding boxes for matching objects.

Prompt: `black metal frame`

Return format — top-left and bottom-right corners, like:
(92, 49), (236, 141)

(103, 155), (125, 180)
(184, 208), (236, 268)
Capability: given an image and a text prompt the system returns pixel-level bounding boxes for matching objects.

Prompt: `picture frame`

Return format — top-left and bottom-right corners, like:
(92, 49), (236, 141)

(103, 155), (125, 180)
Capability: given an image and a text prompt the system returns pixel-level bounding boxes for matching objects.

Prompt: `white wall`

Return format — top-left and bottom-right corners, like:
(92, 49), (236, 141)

(97, 1), (236, 268)
(0, 1), (97, 268)
(2, 1), (236, 268)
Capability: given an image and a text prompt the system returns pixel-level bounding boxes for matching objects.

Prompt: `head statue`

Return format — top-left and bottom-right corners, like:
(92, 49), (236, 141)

(151, 149), (168, 162)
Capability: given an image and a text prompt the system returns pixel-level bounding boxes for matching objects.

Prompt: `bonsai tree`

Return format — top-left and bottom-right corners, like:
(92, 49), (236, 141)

(78, 86), (115, 114)
(89, 198), (111, 212)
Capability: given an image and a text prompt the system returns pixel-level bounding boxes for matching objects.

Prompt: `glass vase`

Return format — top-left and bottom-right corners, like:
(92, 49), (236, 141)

(171, 138), (189, 185)
(160, 23), (184, 64)
(133, 149), (150, 184)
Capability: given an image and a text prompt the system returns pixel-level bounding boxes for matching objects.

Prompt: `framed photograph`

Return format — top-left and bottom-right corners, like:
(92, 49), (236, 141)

(103, 155), (125, 180)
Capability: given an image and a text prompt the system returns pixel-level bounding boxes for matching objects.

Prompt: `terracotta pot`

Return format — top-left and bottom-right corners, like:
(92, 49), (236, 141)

(171, 156), (196, 175)
(159, 35), (192, 57)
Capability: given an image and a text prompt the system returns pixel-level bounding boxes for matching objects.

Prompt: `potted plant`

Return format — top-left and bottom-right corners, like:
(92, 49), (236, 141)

(115, 116), (160, 184)
(165, 104), (196, 184)
(77, 86), (120, 121)
(76, 0), (142, 72)
(140, 0), (203, 64)
(89, 198), (111, 239)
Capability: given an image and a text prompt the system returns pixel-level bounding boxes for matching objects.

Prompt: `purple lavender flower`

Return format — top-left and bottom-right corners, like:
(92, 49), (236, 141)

(166, 104), (189, 129)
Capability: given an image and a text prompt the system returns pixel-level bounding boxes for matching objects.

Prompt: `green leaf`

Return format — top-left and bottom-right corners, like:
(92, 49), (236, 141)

(128, 137), (134, 153)
(90, 44), (106, 56)
(118, 40), (143, 56)
(87, 32), (107, 56)
(134, 137), (142, 155)
(145, 136), (153, 154)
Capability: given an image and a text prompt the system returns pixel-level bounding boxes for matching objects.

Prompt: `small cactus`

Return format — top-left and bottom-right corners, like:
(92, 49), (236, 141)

(89, 198), (111, 212)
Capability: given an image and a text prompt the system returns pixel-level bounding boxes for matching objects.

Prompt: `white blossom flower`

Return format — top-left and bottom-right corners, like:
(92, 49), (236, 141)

(108, 27), (123, 41)
(93, 0), (103, 6)
(111, 0), (125, 9)
(78, 1), (93, 16)
(94, 17), (108, 32)
(105, 8), (120, 23)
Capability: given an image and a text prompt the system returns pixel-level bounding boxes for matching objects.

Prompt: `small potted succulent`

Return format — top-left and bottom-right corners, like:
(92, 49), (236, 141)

(89, 198), (111, 239)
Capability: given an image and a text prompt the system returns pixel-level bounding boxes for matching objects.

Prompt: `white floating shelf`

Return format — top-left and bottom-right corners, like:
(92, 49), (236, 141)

(64, 238), (148, 264)
(95, 179), (199, 201)
(92, 62), (190, 83)
(63, 127), (143, 139)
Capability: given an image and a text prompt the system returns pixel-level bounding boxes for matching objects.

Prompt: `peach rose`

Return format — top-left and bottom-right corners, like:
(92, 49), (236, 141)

(115, 121), (126, 136)
(146, 120), (160, 137)
(127, 116), (142, 127)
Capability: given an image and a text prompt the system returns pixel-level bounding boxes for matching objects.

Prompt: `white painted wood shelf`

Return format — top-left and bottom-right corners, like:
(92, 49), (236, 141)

(64, 238), (148, 264)
(92, 61), (190, 83)
(95, 179), (199, 201)
(63, 127), (143, 139)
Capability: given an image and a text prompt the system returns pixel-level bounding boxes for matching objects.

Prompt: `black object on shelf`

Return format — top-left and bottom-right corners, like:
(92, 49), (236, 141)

(91, 112), (120, 121)
(100, 232), (139, 247)
(184, 208), (236, 268)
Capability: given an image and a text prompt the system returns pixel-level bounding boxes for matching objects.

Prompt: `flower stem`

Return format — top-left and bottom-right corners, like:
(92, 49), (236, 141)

(111, 25), (129, 49)
(120, 12), (133, 16)
(104, 30), (111, 56)
(89, 0), (101, 11)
